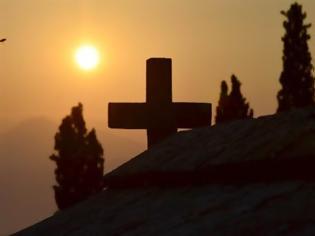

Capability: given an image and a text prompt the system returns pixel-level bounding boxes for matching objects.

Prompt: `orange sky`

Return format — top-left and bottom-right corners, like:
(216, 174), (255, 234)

(1, 1), (315, 233)
(1, 0), (314, 130)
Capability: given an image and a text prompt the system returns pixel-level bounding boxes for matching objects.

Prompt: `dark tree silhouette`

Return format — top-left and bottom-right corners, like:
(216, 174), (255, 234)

(215, 80), (229, 123)
(277, 3), (315, 112)
(215, 75), (253, 124)
(50, 103), (104, 210)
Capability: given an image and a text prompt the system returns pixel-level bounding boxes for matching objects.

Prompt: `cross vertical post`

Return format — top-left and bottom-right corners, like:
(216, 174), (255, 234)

(146, 58), (176, 146)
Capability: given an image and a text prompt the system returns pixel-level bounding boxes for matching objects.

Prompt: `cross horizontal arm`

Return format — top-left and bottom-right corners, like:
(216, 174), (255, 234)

(108, 103), (149, 129)
(174, 102), (211, 128)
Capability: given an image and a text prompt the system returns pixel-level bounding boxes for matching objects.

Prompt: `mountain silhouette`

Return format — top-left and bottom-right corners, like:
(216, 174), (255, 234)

(0, 118), (56, 235)
(0, 117), (144, 235)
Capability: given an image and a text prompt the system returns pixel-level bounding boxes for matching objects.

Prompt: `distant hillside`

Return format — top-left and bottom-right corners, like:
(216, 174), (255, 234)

(0, 117), (144, 235)
(0, 117), (57, 235)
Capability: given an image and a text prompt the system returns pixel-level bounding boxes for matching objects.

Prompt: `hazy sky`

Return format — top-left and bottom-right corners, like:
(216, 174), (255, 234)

(1, 0), (315, 131)
(1, 0), (315, 233)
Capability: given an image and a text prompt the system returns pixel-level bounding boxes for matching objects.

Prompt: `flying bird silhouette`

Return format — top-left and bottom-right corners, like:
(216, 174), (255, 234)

(0, 38), (7, 42)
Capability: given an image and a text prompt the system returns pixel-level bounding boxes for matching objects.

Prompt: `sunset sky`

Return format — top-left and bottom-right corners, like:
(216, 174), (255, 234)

(1, 0), (315, 234)
(1, 0), (314, 129)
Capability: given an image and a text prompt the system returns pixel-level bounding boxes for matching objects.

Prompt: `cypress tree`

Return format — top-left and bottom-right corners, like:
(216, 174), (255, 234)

(215, 80), (229, 123)
(277, 3), (315, 112)
(215, 75), (253, 124)
(50, 103), (104, 210)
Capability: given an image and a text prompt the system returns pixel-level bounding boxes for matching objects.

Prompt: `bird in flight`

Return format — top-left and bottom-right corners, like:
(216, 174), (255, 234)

(0, 38), (7, 42)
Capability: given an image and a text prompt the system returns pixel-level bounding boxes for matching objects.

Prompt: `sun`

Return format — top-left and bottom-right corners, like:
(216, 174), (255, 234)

(75, 45), (100, 71)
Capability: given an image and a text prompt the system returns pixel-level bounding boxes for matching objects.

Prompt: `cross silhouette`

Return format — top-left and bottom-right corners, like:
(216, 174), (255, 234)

(108, 58), (211, 148)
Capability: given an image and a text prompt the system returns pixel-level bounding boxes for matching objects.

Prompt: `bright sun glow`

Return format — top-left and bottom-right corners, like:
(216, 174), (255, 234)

(75, 45), (100, 71)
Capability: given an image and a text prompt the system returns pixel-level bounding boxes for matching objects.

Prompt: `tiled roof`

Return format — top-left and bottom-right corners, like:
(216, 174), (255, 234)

(16, 107), (315, 235)
(104, 107), (315, 187)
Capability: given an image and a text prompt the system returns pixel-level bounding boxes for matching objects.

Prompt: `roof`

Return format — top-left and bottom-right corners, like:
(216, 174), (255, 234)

(16, 182), (315, 235)
(104, 107), (315, 187)
(16, 107), (315, 235)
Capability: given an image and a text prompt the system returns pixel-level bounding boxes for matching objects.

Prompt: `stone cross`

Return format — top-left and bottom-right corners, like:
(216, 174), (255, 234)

(108, 58), (211, 148)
